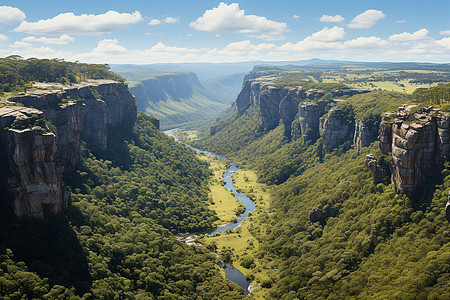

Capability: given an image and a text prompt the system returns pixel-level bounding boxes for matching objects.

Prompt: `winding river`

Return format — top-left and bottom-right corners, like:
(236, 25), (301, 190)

(164, 129), (255, 295)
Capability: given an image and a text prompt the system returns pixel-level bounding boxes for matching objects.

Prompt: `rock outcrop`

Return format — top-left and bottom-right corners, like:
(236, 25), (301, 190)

(297, 101), (327, 141)
(0, 80), (137, 219)
(377, 105), (450, 192)
(354, 120), (379, 151)
(365, 154), (390, 182)
(319, 107), (355, 152)
(0, 107), (69, 218)
(235, 72), (370, 145)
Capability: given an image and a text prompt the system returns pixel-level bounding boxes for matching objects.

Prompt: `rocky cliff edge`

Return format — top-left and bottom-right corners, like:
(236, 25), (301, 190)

(0, 80), (137, 219)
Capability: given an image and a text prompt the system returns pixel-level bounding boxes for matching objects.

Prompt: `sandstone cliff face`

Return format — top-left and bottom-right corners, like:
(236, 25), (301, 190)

(1, 80), (137, 219)
(353, 120), (379, 151)
(377, 106), (450, 192)
(11, 80), (137, 153)
(0, 107), (69, 218)
(235, 74), (370, 146)
(319, 108), (355, 152)
(297, 101), (327, 141)
(44, 103), (87, 172)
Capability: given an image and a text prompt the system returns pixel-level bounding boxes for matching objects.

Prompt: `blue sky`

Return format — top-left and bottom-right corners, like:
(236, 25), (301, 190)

(0, 0), (449, 64)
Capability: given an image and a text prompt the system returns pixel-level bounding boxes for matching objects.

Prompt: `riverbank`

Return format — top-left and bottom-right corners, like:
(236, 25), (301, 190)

(198, 154), (244, 226)
(198, 166), (277, 299)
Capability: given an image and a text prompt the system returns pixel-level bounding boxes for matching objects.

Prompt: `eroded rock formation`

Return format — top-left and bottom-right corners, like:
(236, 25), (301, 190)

(319, 107), (355, 152)
(354, 120), (379, 151)
(234, 72), (370, 147)
(297, 101), (327, 141)
(0, 80), (137, 219)
(0, 107), (69, 218)
(377, 105), (450, 192)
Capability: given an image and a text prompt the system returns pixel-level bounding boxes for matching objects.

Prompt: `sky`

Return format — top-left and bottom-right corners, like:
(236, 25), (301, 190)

(0, 0), (449, 64)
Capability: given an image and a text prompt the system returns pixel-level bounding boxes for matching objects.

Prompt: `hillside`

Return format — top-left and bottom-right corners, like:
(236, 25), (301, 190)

(184, 68), (450, 299)
(112, 64), (246, 129)
(0, 58), (246, 299)
(127, 73), (226, 129)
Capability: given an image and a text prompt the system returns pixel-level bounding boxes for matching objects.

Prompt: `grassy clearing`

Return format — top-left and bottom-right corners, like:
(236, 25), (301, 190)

(198, 167), (277, 299)
(198, 154), (241, 225)
(177, 130), (198, 141)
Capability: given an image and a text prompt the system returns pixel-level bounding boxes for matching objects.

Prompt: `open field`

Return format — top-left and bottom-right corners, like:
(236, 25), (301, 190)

(199, 167), (277, 299)
(198, 154), (241, 225)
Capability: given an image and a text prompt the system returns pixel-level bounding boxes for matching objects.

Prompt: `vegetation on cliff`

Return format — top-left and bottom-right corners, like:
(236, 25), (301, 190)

(187, 86), (450, 299)
(0, 113), (245, 299)
(414, 83), (450, 108)
(0, 56), (124, 94)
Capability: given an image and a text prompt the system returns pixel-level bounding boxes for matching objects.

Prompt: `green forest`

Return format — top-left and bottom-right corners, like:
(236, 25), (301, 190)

(0, 113), (245, 299)
(0, 56), (124, 94)
(188, 87), (450, 299)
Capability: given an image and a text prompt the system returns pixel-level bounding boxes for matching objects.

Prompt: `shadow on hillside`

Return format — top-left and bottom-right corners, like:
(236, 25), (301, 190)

(409, 166), (444, 211)
(0, 208), (92, 295)
(104, 125), (133, 169)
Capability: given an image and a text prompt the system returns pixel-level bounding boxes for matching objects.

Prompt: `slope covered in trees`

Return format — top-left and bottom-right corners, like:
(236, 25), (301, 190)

(187, 88), (450, 299)
(0, 113), (245, 299)
(0, 56), (124, 94)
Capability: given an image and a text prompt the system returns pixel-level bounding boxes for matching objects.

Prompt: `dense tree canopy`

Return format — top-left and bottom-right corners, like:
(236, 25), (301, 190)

(0, 56), (124, 93)
(189, 87), (450, 299)
(0, 113), (245, 299)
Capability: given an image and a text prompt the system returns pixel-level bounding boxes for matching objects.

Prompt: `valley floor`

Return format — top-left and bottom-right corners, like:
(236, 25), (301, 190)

(197, 153), (277, 299)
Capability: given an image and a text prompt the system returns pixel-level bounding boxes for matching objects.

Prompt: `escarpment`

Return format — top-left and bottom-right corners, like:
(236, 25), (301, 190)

(374, 105), (450, 192)
(234, 73), (370, 147)
(0, 80), (137, 219)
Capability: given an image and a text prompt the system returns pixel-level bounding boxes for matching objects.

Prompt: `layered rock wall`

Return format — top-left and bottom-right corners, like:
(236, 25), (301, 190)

(354, 120), (379, 151)
(235, 73), (370, 147)
(0, 107), (68, 218)
(1, 80), (137, 219)
(319, 108), (355, 152)
(377, 106), (450, 192)
(297, 101), (327, 141)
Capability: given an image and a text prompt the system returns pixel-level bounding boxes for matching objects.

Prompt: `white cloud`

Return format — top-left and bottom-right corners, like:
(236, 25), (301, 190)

(0, 34), (8, 41)
(224, 40), (275, 51)
(148, 19), (162, 25)
(14, 10), (143, 35)
(279, 40), (345, 52)
(292, 14), (300, 19)
(93, 39), (127, 53)
(164, 17), (179, 24)
(389, 28), (429, 41)
(0, 6), (26, 25)
(9, 41), (31, 48)
(348, 9), (385, 29)
(436, 38), (450, 49)
(145, 42), (200, 54)
(440, 30), (450, 36)
(344, 36), (389, 48)
(23, 34), (75, 45)
(190, 2), (287, 40)
(149, 16), (179, 25)
(309, 26), (345, 42)
(394, 20), (405, 24)
(320, 15), (344, 23)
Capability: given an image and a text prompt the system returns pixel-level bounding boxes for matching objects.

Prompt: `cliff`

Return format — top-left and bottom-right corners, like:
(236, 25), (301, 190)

(128, 73), (226, 129)
(0, 80), (137, 219)
(376, 105), (450, 192)
(319, 106), (355, 152)
(234, 73), (370, 144)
